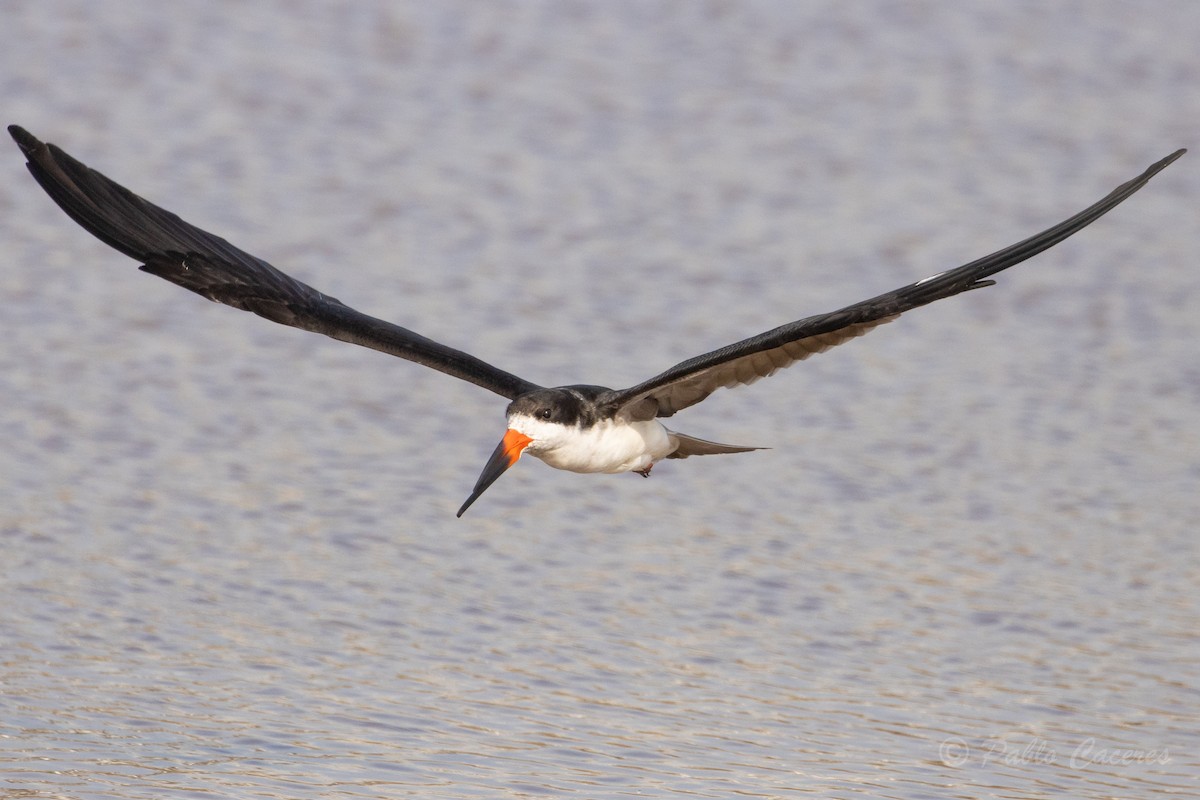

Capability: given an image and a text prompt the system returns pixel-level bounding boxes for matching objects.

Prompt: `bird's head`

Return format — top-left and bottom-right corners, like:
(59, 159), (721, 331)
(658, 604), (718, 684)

(456, 388), (592, 516)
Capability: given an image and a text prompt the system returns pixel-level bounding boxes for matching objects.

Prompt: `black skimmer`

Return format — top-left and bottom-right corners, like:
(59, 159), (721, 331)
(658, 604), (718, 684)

(8, 126), (1184, 516)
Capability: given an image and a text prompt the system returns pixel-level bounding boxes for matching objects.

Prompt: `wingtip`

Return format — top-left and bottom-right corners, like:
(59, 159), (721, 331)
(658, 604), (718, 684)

(1156, 151), (1185, 167)
(8, 124), (33, 144)
(1155, 148), (1187, 171)
(1127, 149), (1187, 192)
(8, 125), (45, 160)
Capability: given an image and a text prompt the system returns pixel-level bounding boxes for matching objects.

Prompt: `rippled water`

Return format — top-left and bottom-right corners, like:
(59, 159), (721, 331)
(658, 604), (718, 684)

(2, 1), (1197, 797)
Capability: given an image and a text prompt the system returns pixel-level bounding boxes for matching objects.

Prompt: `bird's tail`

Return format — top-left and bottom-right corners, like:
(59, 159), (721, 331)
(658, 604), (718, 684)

(666, 431), (766, 459)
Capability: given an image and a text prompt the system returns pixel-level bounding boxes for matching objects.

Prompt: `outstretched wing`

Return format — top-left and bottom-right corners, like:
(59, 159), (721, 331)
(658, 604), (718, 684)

(9, 125), (541, 400)
(599, 149), (1184, 421)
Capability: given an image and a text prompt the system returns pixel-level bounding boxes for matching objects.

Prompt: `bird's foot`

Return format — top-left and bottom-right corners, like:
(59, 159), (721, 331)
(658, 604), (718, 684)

(634, 465), (653, 478)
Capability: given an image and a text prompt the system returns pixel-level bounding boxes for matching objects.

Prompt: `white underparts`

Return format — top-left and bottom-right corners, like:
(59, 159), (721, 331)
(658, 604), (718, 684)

(508, 414), (676, 474)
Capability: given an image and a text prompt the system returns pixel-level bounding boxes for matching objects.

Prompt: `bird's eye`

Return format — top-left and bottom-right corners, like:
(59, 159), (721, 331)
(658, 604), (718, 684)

(538, 408), (553, 420)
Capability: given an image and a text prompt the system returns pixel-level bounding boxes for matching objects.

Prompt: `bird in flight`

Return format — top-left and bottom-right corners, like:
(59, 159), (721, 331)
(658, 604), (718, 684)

(8, 125), (1184, 516)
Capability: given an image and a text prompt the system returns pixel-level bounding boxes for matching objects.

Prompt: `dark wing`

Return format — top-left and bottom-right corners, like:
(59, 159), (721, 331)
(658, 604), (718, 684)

(599, 149), (1185, 421)
(9, 125), (541, 400)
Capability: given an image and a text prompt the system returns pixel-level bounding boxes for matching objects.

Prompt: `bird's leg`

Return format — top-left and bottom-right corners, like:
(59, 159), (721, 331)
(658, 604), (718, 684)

(634, 465), (653, 478)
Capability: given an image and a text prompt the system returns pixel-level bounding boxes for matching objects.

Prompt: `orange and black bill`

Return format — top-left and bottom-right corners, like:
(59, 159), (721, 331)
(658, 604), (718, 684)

(457, 430), (533, 517)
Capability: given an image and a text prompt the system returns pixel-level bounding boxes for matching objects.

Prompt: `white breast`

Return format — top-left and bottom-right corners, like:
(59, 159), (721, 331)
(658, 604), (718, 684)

(511, 414), (676, 474)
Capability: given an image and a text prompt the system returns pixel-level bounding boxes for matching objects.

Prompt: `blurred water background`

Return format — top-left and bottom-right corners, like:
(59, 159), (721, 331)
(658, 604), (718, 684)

(1, 1), (1197, 797)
